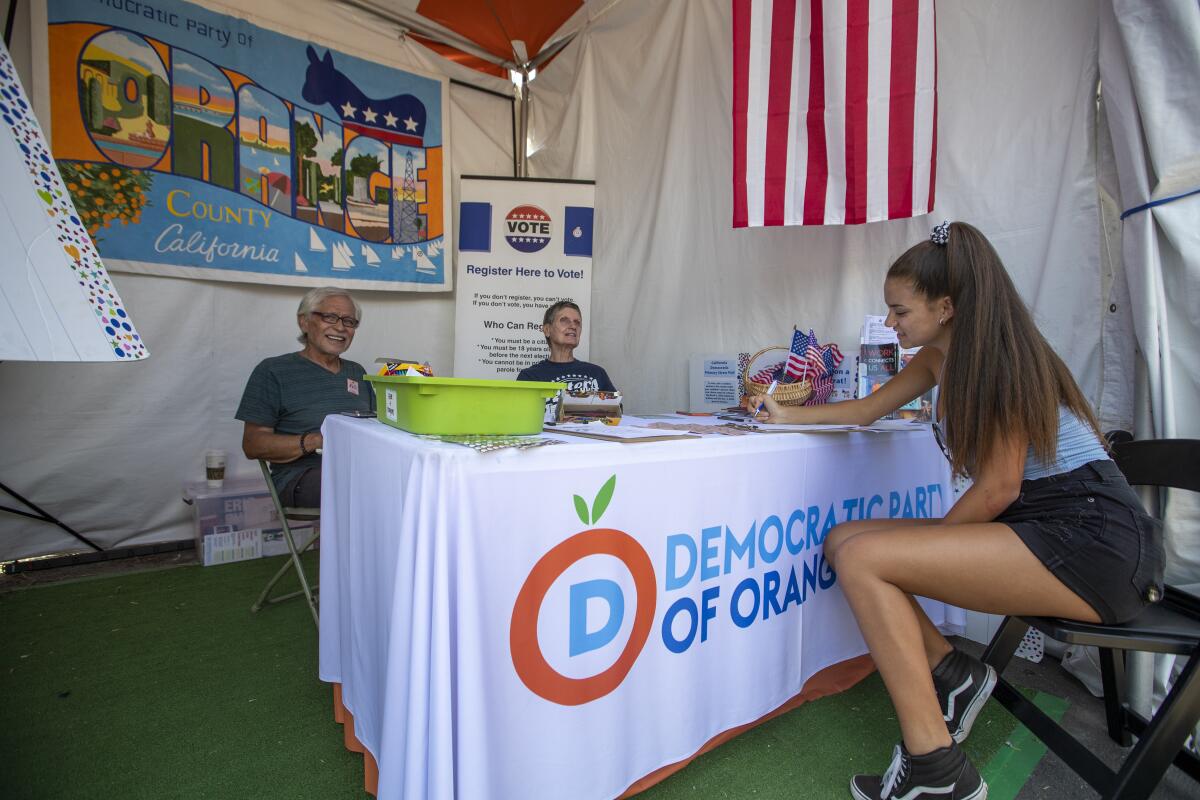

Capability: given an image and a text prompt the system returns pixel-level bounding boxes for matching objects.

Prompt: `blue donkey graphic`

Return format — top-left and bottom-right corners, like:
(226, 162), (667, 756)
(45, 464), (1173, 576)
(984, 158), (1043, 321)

(301, 46), (427, 145)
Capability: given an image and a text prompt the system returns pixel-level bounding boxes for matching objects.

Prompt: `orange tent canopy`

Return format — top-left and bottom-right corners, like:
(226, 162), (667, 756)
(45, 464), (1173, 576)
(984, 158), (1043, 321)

(355, 0), (586, 78)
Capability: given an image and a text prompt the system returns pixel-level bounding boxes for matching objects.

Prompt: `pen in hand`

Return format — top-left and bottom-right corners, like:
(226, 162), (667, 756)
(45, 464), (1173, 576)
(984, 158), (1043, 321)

(752, 380), (779, 419)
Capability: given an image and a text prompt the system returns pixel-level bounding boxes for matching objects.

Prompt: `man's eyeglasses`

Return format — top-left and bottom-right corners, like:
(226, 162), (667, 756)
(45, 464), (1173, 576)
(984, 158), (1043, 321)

(311, 311), (360, 329)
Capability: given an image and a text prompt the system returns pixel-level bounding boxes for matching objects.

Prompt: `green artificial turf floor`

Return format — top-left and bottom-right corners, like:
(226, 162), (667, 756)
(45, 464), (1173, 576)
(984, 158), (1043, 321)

(0, 555), (1054, 799)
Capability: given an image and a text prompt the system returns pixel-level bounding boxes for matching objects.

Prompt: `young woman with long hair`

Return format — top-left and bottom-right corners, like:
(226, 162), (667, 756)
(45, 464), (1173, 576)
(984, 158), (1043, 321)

(753, 221), (1163, 800)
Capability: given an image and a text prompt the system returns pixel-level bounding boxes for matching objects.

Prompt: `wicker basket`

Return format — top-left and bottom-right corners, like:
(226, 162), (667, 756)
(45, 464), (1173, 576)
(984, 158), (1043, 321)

(743, 346), (812, 406)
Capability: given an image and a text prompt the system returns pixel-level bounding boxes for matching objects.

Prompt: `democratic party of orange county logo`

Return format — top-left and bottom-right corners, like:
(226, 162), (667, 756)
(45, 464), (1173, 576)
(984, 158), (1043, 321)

(510, 474), (947, 705)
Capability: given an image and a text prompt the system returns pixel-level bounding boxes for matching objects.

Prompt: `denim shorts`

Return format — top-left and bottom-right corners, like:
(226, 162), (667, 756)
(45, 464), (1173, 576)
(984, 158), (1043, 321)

(997, 459), (1164, 624)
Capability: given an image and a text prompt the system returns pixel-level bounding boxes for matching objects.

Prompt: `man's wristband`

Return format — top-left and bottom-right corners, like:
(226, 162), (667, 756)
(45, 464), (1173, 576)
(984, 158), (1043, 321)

(299, 431), (313, 456)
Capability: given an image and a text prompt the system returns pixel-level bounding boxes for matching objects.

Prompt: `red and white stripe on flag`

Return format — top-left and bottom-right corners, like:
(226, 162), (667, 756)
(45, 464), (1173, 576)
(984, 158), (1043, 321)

(784, 351), (806, 379)
(733, 0), (938, 227)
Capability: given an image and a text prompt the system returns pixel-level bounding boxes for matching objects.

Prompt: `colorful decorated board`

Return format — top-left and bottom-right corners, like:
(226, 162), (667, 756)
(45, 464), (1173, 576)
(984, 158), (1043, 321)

(0, 40), (146, 361)
(31, 0), (451, 291)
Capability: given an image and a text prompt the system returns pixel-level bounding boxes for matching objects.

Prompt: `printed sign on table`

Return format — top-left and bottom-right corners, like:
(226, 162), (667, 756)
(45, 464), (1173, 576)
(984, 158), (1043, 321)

(31, 0), (451, 291)
(454, 176), (595, 378)
(688, 353), (750, 412)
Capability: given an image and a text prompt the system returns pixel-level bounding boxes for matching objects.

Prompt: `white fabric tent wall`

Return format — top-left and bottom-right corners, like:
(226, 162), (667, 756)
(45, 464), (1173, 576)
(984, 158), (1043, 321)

(1099, 0), (1200, 445)
(0, 0), (1122, 560)
(1098, 0), (1200, 590)
(0, 0), (511, 559)
(1095, 0), (1200, 739)
(528, 0), (1105, 417)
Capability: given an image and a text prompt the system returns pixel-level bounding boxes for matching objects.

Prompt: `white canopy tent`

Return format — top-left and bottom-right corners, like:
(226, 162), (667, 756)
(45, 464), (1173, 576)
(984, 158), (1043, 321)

(0, 0), (1196, 574)
(1097, 0), (1200, 587)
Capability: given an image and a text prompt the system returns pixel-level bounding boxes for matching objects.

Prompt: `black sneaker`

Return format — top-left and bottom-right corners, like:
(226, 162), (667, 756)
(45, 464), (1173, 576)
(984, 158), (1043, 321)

(850, 742), (987, 800)
(933, 648), (997, 744)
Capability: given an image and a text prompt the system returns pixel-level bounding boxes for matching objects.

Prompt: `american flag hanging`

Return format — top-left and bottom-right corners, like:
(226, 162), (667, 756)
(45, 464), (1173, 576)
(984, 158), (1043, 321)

(732, 0), (938, 227)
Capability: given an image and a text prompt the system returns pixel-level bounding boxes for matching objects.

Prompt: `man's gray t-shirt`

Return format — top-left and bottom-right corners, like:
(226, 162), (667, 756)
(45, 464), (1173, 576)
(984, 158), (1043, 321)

(235, 353), (374, 493)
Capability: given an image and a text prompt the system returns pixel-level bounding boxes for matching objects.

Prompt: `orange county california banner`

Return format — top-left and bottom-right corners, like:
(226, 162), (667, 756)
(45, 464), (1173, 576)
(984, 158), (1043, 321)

(31, 0), (452, 291)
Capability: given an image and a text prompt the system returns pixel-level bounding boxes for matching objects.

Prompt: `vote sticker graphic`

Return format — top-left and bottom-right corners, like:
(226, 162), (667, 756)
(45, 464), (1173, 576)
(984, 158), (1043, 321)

(510, 475), (657, 705)
(504, 205), (553, 253)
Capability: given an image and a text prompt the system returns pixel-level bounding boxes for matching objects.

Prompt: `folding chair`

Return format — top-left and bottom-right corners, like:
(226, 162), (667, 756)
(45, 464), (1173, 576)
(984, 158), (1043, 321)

(250, 459), (320, 627)
(981, 438), (1200, 800)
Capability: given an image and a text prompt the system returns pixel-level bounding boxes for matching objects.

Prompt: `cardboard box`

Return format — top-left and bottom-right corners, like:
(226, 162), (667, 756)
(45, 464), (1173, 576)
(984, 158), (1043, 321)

(182, 477), (315, 566)
(200, 526), (316, 566)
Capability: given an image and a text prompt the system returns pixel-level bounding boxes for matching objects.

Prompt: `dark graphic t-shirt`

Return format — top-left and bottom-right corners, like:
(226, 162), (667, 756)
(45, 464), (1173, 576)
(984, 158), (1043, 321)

(516, 359), (616, 393)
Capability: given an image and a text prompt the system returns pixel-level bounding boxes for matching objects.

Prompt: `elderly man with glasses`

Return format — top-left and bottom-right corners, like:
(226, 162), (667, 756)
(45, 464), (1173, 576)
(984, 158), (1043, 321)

(235, 286), (374, 507)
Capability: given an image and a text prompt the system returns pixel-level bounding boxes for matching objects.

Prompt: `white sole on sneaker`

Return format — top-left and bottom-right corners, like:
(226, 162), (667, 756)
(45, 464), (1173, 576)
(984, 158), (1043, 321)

(848, 778), (988, 800)
(948, 663), (998, 744)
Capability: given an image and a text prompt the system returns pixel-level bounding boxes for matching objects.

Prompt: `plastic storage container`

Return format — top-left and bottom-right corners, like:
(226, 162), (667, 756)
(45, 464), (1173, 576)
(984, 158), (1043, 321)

(182, 477), (315, 566)
(366, 375), (564, 435)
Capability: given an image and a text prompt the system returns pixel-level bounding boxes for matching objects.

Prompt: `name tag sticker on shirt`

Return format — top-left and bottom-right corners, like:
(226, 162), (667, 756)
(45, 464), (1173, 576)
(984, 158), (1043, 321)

(347, 379), (359, 396)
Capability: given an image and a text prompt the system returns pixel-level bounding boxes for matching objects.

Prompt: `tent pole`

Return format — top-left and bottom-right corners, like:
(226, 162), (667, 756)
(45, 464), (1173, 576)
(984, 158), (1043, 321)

(4, 0), (18, 49)
(0, 480), (102, 551)
(517, 68), (530, 177)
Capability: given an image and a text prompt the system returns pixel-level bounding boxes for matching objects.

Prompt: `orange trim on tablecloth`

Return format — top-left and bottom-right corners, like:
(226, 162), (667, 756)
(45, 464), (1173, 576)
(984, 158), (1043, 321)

(333, 683), (346, 724)
(364, 750), (380, 796)
(332, 682), (379, 796)
(330, 654), (875, 798)
(342, 706), (365, 754)
(618, 654), (877, 797)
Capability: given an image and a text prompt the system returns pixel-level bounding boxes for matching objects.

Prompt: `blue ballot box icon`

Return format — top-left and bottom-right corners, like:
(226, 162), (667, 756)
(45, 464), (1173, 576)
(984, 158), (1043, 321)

(564, 206), (593, 257)
(458, 201), (492, 252)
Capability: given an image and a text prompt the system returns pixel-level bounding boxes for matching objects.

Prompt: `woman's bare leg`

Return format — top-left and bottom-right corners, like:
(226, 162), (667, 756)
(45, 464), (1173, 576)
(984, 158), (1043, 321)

(824, 519), (953, 669)
(831, 522), (1098, 754)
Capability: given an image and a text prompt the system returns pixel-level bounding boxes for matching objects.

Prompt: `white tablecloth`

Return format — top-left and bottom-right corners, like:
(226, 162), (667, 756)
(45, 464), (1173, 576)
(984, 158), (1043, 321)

(318, 416), (960, 800)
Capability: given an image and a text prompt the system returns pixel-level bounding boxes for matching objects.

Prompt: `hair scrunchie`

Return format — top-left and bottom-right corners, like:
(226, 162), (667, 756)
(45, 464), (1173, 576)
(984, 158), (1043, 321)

(930, 220), (951, 246)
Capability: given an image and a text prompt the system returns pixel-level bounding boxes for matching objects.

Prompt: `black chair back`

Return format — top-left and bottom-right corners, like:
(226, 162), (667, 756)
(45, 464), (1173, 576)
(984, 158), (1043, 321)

(1111, 438), (1200, 494)
(980, 437), (1200, 799)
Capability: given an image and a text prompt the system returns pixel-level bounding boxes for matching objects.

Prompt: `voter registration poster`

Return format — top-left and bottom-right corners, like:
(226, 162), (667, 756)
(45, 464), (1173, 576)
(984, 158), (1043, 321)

(454, 176), (595, 378)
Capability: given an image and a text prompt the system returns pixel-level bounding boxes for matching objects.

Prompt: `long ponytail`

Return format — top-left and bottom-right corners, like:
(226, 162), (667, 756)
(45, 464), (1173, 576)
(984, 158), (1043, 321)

(888, 222), (1102, 476)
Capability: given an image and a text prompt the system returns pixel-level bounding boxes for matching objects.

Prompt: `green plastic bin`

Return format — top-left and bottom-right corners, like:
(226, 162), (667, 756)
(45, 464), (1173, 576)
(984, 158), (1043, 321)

(366, 375), (565, 435)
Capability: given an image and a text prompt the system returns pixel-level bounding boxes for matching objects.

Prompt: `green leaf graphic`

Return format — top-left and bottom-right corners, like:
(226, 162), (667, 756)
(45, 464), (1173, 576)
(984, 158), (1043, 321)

(573, 494), (590, 525)
(591, 474), (617, 524)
